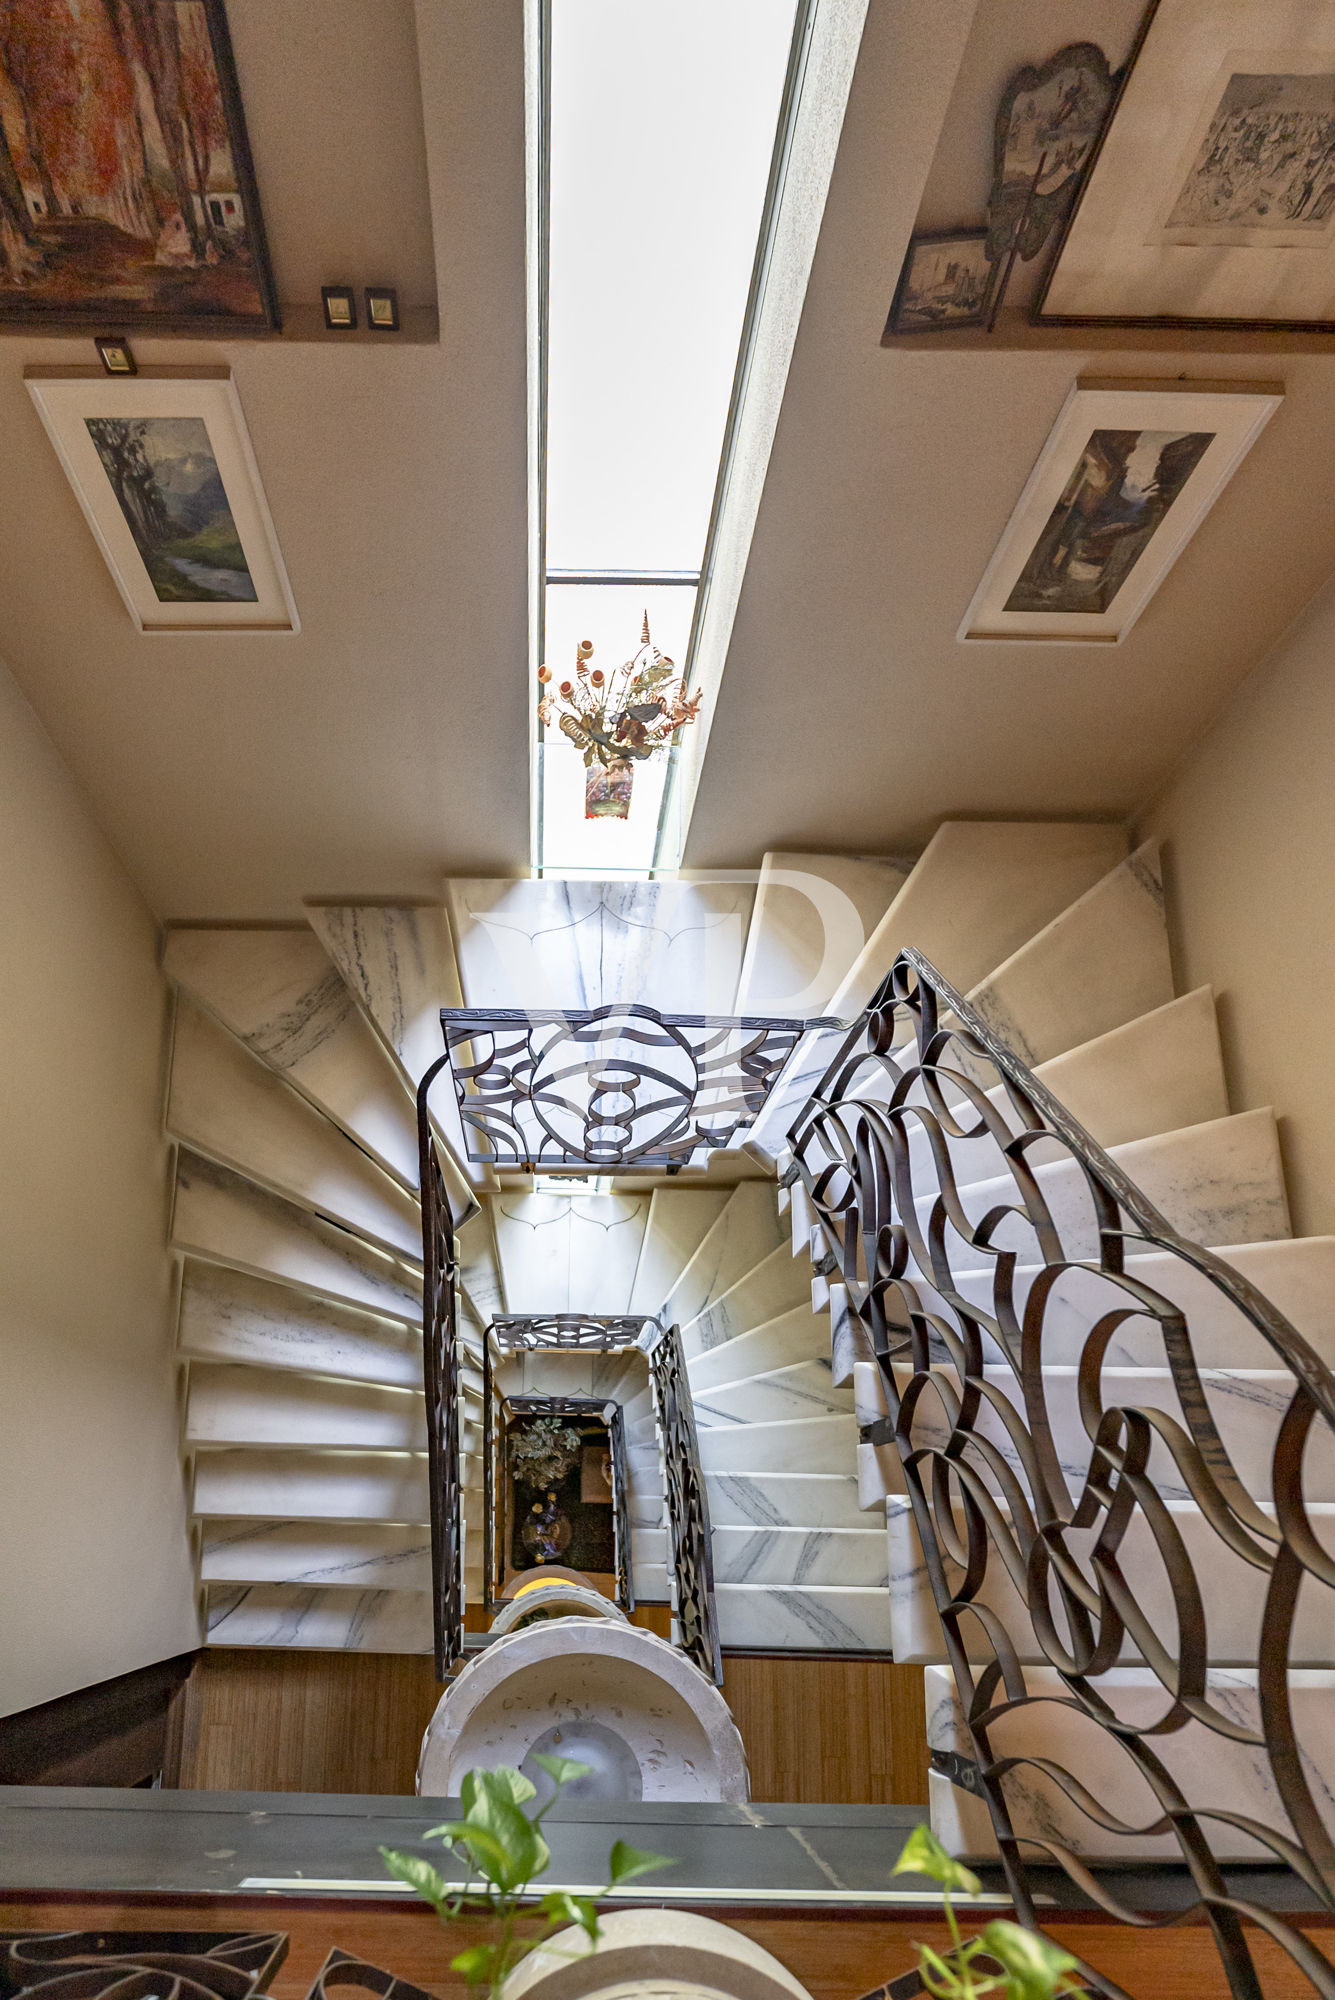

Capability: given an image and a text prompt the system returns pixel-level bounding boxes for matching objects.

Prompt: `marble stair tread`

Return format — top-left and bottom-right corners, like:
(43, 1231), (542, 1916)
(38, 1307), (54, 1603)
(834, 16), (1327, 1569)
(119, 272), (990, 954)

(492, 1192), (650, 1316)
(1033, 986), (1228, 1151)
(628, 1188), (731, 1317)
(743, 1024), (852, 1170)
(186, 1364), (427, 1449)
(696, 1411), (857, 1475)
(444, 877), (756, 1013)
(199, 1519), (432, 1590)
(512, 1349), (649, 1400)
(686, 1304), (834, 1390)
(177, 1257), (419, 1386)
(630, 1527), (668, 1567)
(662, 1183), (785, 1332)
(712, 1524), (888, 1587)
(633, 1562), (670, 1602)
(679, 1243), (812, 1357)
(962, 841), (1173, 1072)
(705, 1470), (868, 1530)
(924, 1663), (1335, 1864)
(192, 1448), (429, 1523)
(827, 821), (1128, 1018)
(885, 1494), (1335, 1667)
(457, 1211), (505, 1324)
(691, 1357), (849, 1429)
(205, 1582), (433, 1652)
(168, 993), (422, 1260)
(733, 851), (909, 1017)
(714, 1582), (893, 1651)
(163, 927), (421, 1189)
(172, 1150), (421, 1322)
(830, 1284), (876, 1386)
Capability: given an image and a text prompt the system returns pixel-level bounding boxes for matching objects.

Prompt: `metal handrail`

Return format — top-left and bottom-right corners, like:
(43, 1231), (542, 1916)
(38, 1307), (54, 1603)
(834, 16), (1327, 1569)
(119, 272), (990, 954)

(787, 948), (1335, 1998)
(417, 1052), (465, 1678)
(649, 1322), (723, 1685)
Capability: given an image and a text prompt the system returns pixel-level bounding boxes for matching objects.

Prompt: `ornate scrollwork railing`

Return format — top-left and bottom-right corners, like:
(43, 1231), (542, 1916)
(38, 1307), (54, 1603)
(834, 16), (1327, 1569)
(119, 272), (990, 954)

(788, 949), (1335, 1998)
(438, 1005), (830, 1170)
(491, 1313), (659, 1351)
(418, 1054), (465, 1678)
(649, 1323), (722, 1685)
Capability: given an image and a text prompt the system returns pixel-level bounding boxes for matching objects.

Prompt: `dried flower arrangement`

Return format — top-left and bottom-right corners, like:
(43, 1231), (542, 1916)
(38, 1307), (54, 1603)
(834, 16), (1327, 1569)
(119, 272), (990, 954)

(510, 1417), (584, 1490)
(537, 613), (703, 818)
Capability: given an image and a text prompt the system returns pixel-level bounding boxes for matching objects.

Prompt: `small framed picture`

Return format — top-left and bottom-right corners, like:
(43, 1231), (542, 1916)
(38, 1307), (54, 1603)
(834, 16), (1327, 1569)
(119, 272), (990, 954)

(26, 366), (299, 634)
(364, 286), (401, 332)
(886, 227), (994, 335)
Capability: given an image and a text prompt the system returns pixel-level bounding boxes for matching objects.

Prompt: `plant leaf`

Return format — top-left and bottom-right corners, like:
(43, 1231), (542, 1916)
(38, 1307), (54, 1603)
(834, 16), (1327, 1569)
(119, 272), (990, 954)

(422, 1818), (514, 1887)
(378, 1848), (455, 1914)
(477, 1764), (538, 1809)
(607, 1840), (675, 1885)
(529, 1753), (593, 1789)
(540, 1890), (600, 1942)
(978, 1922), (1080, 1999)
(463, 1783), (549, 1892)
(893, 1823), (982, 1897)
(450, 1944), (500, 1987)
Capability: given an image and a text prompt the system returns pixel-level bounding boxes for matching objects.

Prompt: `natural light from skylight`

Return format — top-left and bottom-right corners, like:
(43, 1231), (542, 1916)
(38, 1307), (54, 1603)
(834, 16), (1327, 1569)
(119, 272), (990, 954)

(537, 0), (799, 875)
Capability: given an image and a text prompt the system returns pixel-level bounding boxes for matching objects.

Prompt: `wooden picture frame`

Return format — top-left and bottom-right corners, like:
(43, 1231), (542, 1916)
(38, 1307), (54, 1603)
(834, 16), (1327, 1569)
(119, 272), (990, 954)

(0, 0), (279, 333)
(1035, 0), (1335, 331)
(26, 366), (298, 632)
(886, 227), (995, 336)
(958, 376), (1281, 644)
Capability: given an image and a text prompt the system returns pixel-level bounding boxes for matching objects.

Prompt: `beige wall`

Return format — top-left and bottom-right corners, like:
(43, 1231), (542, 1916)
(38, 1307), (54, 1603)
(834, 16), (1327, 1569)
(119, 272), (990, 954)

(0, 658), (197, 1717)
(1139, 574), (1335, 1240)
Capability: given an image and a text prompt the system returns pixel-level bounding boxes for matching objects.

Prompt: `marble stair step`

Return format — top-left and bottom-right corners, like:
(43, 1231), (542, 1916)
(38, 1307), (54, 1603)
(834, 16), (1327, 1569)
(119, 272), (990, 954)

(628, 1188), (732, 1318)
(205, 1582), (433, 1652)
(830, 1285), (875, 1386)
(192, 1447), (429, 1522)
(691, 1357), (849, 1429)
(924, 1662), (1335, 1865)
(177, 1257), (420, 1388)
(173, 1150), (422, 1322)
(492, 1192), (650, 1316)
(885, 1494), (1335, 1667)
(962, 841), (1173, 1072)
(680, 1244), (812, 1357)
(662, 1183), (785, 1332)
(743, 1024), (852, 1170)
(631, 1527), (667, 1567)
(633, 1562), (670, 1602)
(696, 1412), (857, 1475)
(186, 1364), (427, 1450)
(827, 821), (1128, 1018)
(734, 852), (909, 1017)
(163, 927), (421, 1189)
(712, 1524), (888, 1587)
(200, 1520), (431, 1590)
(686, 1304), (833, 1390)
(457, 1211), (505, 1324)
(714, 1582), (892, 1651)
(513, 1348), (649, 1401)
(705, 1470), (866, 1530)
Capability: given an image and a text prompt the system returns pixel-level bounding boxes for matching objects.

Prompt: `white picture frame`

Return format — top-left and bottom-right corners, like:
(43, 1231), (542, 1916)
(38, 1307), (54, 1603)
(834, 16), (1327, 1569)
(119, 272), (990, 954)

(958, 377), (1281, 645)
(25, 366), (298, 634)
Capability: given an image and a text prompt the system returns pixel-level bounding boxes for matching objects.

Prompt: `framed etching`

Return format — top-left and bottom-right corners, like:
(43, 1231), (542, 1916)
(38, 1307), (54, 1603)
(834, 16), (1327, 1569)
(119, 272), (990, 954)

(887, 227), (994, 335)
(26, 366), (298, 632)
(1036, 0), (1335, 328)
(0, 0), (278, 331)
(958, 378), (1281, 644)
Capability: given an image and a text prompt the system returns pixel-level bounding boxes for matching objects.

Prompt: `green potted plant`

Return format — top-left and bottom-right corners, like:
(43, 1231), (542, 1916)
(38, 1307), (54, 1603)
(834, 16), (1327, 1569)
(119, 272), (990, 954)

(381, 1754), (671, 2000)
(892, 1826), (1084, 1998)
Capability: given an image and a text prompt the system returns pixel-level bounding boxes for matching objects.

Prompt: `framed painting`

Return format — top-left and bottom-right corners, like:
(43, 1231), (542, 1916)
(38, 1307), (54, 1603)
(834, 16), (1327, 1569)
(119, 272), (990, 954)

(986, 43), (1115, 267)
(958, 378), (1281, 644)
(886, 227), (994, 335)
(1035, 0), (1335, 329)
(26, 366), (298, 632)
(0, 0), (278, 331)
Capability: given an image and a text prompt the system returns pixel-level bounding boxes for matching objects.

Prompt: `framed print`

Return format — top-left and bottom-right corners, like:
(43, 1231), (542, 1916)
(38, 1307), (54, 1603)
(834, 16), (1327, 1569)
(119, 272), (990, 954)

(26, 366), (298, 633)
(958, 378), (1281, 644)
(986, 43), (1115, 266)
(887, 227), (994, 335)
(0, 0), (279, 332)
(1036, 0), (1335, 329)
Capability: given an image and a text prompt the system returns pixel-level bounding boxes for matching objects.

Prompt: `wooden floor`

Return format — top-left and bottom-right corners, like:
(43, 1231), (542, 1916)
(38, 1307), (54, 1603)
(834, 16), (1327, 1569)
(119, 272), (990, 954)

(177, 1648), (928, 1803)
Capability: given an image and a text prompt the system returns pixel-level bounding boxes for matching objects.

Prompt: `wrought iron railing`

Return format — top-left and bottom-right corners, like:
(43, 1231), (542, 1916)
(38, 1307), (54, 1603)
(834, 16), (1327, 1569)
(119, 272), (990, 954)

(417, 1054), (465, 1677)
(787, 949), (1335, 1998)
(649, 1323), (722, 1684)
(437, 1004), (831, 1170)
(491, 1313), (659, 1350)
(482, 1385), (635, 1613)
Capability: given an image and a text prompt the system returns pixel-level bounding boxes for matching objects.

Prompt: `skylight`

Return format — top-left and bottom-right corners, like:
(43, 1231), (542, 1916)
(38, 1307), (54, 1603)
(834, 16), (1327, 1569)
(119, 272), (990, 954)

(534, 0), (799, 875)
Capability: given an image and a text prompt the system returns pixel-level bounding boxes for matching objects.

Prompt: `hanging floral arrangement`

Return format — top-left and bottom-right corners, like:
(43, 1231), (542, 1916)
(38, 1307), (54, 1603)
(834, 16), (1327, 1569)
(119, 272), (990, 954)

(537, 613), (704, 819)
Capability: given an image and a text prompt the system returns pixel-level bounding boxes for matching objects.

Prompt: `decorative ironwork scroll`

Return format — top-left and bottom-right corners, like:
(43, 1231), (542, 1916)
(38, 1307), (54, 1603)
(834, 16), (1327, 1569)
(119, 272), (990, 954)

(302, 1952), (435, 2000)
(439, 1005), (831, 1170)
(649, 1324), (722, 1684)
(491, 1313), (659, 1351)
(484, 1391), (635, 1612)
(787, 948), (1335, 1998)
(418, 1054), (465, 1678)
(0, 1936), (288, 2000)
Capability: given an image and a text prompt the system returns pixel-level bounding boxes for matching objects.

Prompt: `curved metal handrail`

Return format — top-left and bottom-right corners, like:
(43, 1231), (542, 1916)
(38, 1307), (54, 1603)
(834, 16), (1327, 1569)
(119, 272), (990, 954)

(417, 1052), (465, 1678)
(787, 948), (1335, 1998)
(649, 1322), (723, 1685)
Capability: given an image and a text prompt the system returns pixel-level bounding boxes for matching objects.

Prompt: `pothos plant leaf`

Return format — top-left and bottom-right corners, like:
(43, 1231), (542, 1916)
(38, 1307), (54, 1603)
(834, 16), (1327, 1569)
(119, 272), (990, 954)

(377, 1848), (456, 1914)
(607, 1840), (675, 1885)
(893, 1822), (983, 1898)
(977, 1921), (1081, 1998)
(529, 1752), (593, 1790)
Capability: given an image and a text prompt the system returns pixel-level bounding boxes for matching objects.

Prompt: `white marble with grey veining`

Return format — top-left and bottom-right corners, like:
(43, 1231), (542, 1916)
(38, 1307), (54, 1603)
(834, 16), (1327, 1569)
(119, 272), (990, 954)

(192, 1448), (430, 1523)
(177, 1257), (419, 1385)
(662, 1183), (784, 1331)
(691, 1357), (848, 1429)
(734, 852), (909, 1018)
(200, 1519), (432, 1589)
(304, 903), (462, 1079)
(172, 1150), (422, 1321)
(205, 1582), (433, 1651)
(715, 1582), (892, 1650)
(1034, 985), (1228, 1150)
(743, 1026), (850, 1167)
(492, 1193), (649, 1315)
(712, 1524), (887, 1587)
(456, 1210), (505, 1322)
(686, 1304), (830, 1391)
(186, 1363), (427, 1449)
(705, 1471), (866, 1530)
(445, 878), (756, 1013)
(829, 1284), (874, 1385)
(696, 1412), (857, 1475)
(680, 1244), (812, 1356)
(629, 1189), (732, 1319)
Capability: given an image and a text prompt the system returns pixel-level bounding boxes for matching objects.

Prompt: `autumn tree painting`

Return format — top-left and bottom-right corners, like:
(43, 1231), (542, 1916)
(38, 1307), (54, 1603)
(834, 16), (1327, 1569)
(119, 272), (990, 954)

(0, 0), (276, 327)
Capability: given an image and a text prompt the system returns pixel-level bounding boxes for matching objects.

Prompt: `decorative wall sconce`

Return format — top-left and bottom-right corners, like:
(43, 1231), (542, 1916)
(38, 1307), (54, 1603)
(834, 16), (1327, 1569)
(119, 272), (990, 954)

(365, 286), (400, 332)
(94, 336), (136, 376)
(321, 286), (357, 331)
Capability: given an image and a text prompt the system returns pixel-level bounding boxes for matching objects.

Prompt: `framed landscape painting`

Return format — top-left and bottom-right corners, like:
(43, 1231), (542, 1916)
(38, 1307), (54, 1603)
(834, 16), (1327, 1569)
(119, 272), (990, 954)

(1036, 0), (1335, 329)
(0, 0), (278, 331)
(26, 367), (298, 631)
(887, 228), (994, 335)
(958, 378), (1281, 644)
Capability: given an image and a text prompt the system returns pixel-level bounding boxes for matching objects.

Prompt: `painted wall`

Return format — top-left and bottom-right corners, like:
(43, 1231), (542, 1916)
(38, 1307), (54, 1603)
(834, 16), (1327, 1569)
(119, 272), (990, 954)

(0, 658), (197, 1717)
(1139, 574), (1335, 1239)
